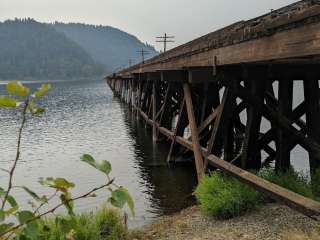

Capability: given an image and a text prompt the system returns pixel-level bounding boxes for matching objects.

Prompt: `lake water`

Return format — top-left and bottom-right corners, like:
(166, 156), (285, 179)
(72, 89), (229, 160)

(0, 79), (197, 228)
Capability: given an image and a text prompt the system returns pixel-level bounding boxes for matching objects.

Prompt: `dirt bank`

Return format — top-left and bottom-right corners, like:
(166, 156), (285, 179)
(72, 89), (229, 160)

(130, 204), (320, 240)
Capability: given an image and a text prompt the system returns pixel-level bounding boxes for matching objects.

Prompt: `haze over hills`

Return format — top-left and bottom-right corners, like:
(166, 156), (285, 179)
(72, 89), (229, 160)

(52, 22), (158, 73)
(0, 18), (158, 80)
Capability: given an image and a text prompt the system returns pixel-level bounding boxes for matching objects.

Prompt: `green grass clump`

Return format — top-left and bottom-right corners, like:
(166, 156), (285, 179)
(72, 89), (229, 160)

(19, 208), (127, 240)
(195, 172), (260, 219)
(258, 168), (314, 199)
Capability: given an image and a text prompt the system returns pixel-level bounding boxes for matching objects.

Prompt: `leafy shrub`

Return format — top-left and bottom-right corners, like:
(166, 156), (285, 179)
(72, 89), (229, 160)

(16, 208), (127, 240)
(195, 172), (260, 219)
(0, 81), (134, 239)
(258, 168), (314, 200)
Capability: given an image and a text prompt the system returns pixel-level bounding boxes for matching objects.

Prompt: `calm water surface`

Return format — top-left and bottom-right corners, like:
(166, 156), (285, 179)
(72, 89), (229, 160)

(0, 80), (197, 228)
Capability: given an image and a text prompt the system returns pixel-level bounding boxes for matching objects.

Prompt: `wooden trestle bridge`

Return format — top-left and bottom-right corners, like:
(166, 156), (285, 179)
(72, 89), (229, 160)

(107, 0), (320, 220)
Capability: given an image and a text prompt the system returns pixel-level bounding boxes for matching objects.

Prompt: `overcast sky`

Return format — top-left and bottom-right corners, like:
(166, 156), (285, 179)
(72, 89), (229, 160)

(1, 0), (297, 51)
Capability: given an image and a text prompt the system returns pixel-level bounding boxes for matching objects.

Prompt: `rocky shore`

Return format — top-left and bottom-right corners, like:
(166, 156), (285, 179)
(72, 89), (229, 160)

(130, 204), (320, 240)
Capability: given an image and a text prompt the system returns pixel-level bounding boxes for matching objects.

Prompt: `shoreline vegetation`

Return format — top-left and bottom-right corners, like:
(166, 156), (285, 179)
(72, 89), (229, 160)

(129, 168), (320, 240)
(1, 81), (319, 239)
(13, 167), (318, 240)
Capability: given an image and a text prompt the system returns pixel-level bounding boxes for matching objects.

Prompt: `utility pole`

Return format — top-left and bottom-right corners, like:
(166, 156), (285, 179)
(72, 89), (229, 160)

(156, 33), (175, 53)
(136, 49), (150, 64)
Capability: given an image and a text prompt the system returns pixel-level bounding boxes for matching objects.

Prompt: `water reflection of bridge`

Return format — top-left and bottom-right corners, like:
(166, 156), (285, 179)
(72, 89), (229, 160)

(108, 1), (320, 220)
(119, 102), (197, 215)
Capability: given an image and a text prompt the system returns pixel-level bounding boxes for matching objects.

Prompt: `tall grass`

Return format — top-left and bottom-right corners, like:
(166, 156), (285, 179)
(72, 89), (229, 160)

(195, 168), (320, 220)
(258, 167), (319, 201)
(195, 172), (260, 219)
(17, 208), (127, 240)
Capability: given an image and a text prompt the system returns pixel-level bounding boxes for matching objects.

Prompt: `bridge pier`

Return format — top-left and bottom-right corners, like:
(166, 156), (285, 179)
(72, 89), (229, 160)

(107, 63), (320, 219)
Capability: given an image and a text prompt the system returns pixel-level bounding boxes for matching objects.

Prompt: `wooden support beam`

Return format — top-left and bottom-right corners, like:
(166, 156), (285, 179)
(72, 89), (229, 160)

(205, 87), (235, 168)
(152, 81), (157, 142)
(241, 70), (267, 170)
(198, 105), (221, 134)
(183, 82), (204, 180)
(136, 81), (142, 119)
(136, 106), (320, 220)
(167, 99), (185, 163)
(233, 84), (320, 160)
(276, 77), (293, 172)
(200, 81), (209, 123)
(303, 74), (320, 182)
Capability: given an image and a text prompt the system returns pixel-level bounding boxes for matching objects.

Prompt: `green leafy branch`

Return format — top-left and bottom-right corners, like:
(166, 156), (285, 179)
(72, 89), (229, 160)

(0, 81), (134, 240)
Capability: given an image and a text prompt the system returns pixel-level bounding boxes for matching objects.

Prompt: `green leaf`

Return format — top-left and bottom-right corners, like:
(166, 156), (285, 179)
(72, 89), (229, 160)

(0, 188), (18, 213)
(7, 195), (18, 208)
(32, 107), (45, 115)
(5, 207), (18, 216)
(60, 192), (74, 216)
(39, 177), (75, 192)
(0, 96), (17, 108)
(80, 154), (95, 165)
(0, 210), (5, 222)
(0, 223), (14, 235)
(17, 211), (34, 224)
(33, 84), (51, 98)
(109, 188), (135, 216)
(6, 81), (30, 97)
(21, 186), (46, 203)
(122, 188), (135, 216)
(24, 221), (39, 238)
(109, 188), (127, 209)
(80, 154), (112, 175)
(27, 101), (45, 115)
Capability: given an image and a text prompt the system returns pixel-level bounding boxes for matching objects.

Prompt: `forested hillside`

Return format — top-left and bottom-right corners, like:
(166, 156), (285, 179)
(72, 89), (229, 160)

(0, 19), (105, 80)
(53, 22), (158, 72)
(0, 19), (158, 80)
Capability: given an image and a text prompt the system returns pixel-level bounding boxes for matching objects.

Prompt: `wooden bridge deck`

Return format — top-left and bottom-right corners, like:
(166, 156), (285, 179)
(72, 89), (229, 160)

(107, 0), (320, 220)
(117, 0), (320, 77)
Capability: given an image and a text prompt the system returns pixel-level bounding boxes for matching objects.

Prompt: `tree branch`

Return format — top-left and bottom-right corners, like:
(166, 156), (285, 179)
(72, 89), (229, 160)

(1, 100), (29, 210)
(1, 178), (115, 238)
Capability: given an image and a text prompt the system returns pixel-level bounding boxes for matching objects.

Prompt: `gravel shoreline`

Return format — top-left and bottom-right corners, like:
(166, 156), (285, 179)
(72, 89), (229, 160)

(130, 203), (320, 240)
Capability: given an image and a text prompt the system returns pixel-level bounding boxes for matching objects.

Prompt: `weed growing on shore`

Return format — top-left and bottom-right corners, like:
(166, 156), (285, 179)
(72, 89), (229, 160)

(16, 207), (127, 240)
(195, 172), (260, 219)
(258, 167), (318, 201)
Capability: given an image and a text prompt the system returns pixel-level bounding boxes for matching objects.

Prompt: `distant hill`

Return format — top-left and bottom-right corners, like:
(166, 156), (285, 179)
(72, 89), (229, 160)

(0, 19), (158, 80)
(0, 19), (105, 80)
(52, 22), (158, 72)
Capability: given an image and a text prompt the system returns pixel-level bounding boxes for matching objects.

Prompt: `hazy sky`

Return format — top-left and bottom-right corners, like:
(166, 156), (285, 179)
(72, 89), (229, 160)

(1, 0), (297, 51)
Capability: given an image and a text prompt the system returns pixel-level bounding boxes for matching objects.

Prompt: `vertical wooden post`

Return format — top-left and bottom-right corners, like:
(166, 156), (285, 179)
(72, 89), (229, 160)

(152, 80), (158, 142)
(276, 77), (293, 172)
(200, 81), (209, 124)
(205, 87), (234, 167)
(167, 99), (185, 163)
(183, 81), (204, 181)
(136, 81), (142, 120)
(241, 67), (267, 170)
(303, 74), (320, 190)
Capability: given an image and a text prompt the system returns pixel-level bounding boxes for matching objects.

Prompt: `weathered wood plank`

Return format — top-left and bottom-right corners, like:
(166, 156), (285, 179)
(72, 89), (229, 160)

(115, 3), (320, 78)
(276, 77), (293, 172)
(152, 81), (158, 142)
(183, 82), (204, 180)
(167, 99), (185, 163)
(303, 74), (320, 177)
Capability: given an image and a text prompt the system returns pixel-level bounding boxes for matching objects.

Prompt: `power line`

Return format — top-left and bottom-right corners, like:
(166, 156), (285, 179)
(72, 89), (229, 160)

(136, 49), (150, 64)
(156, 33), (175, 53)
